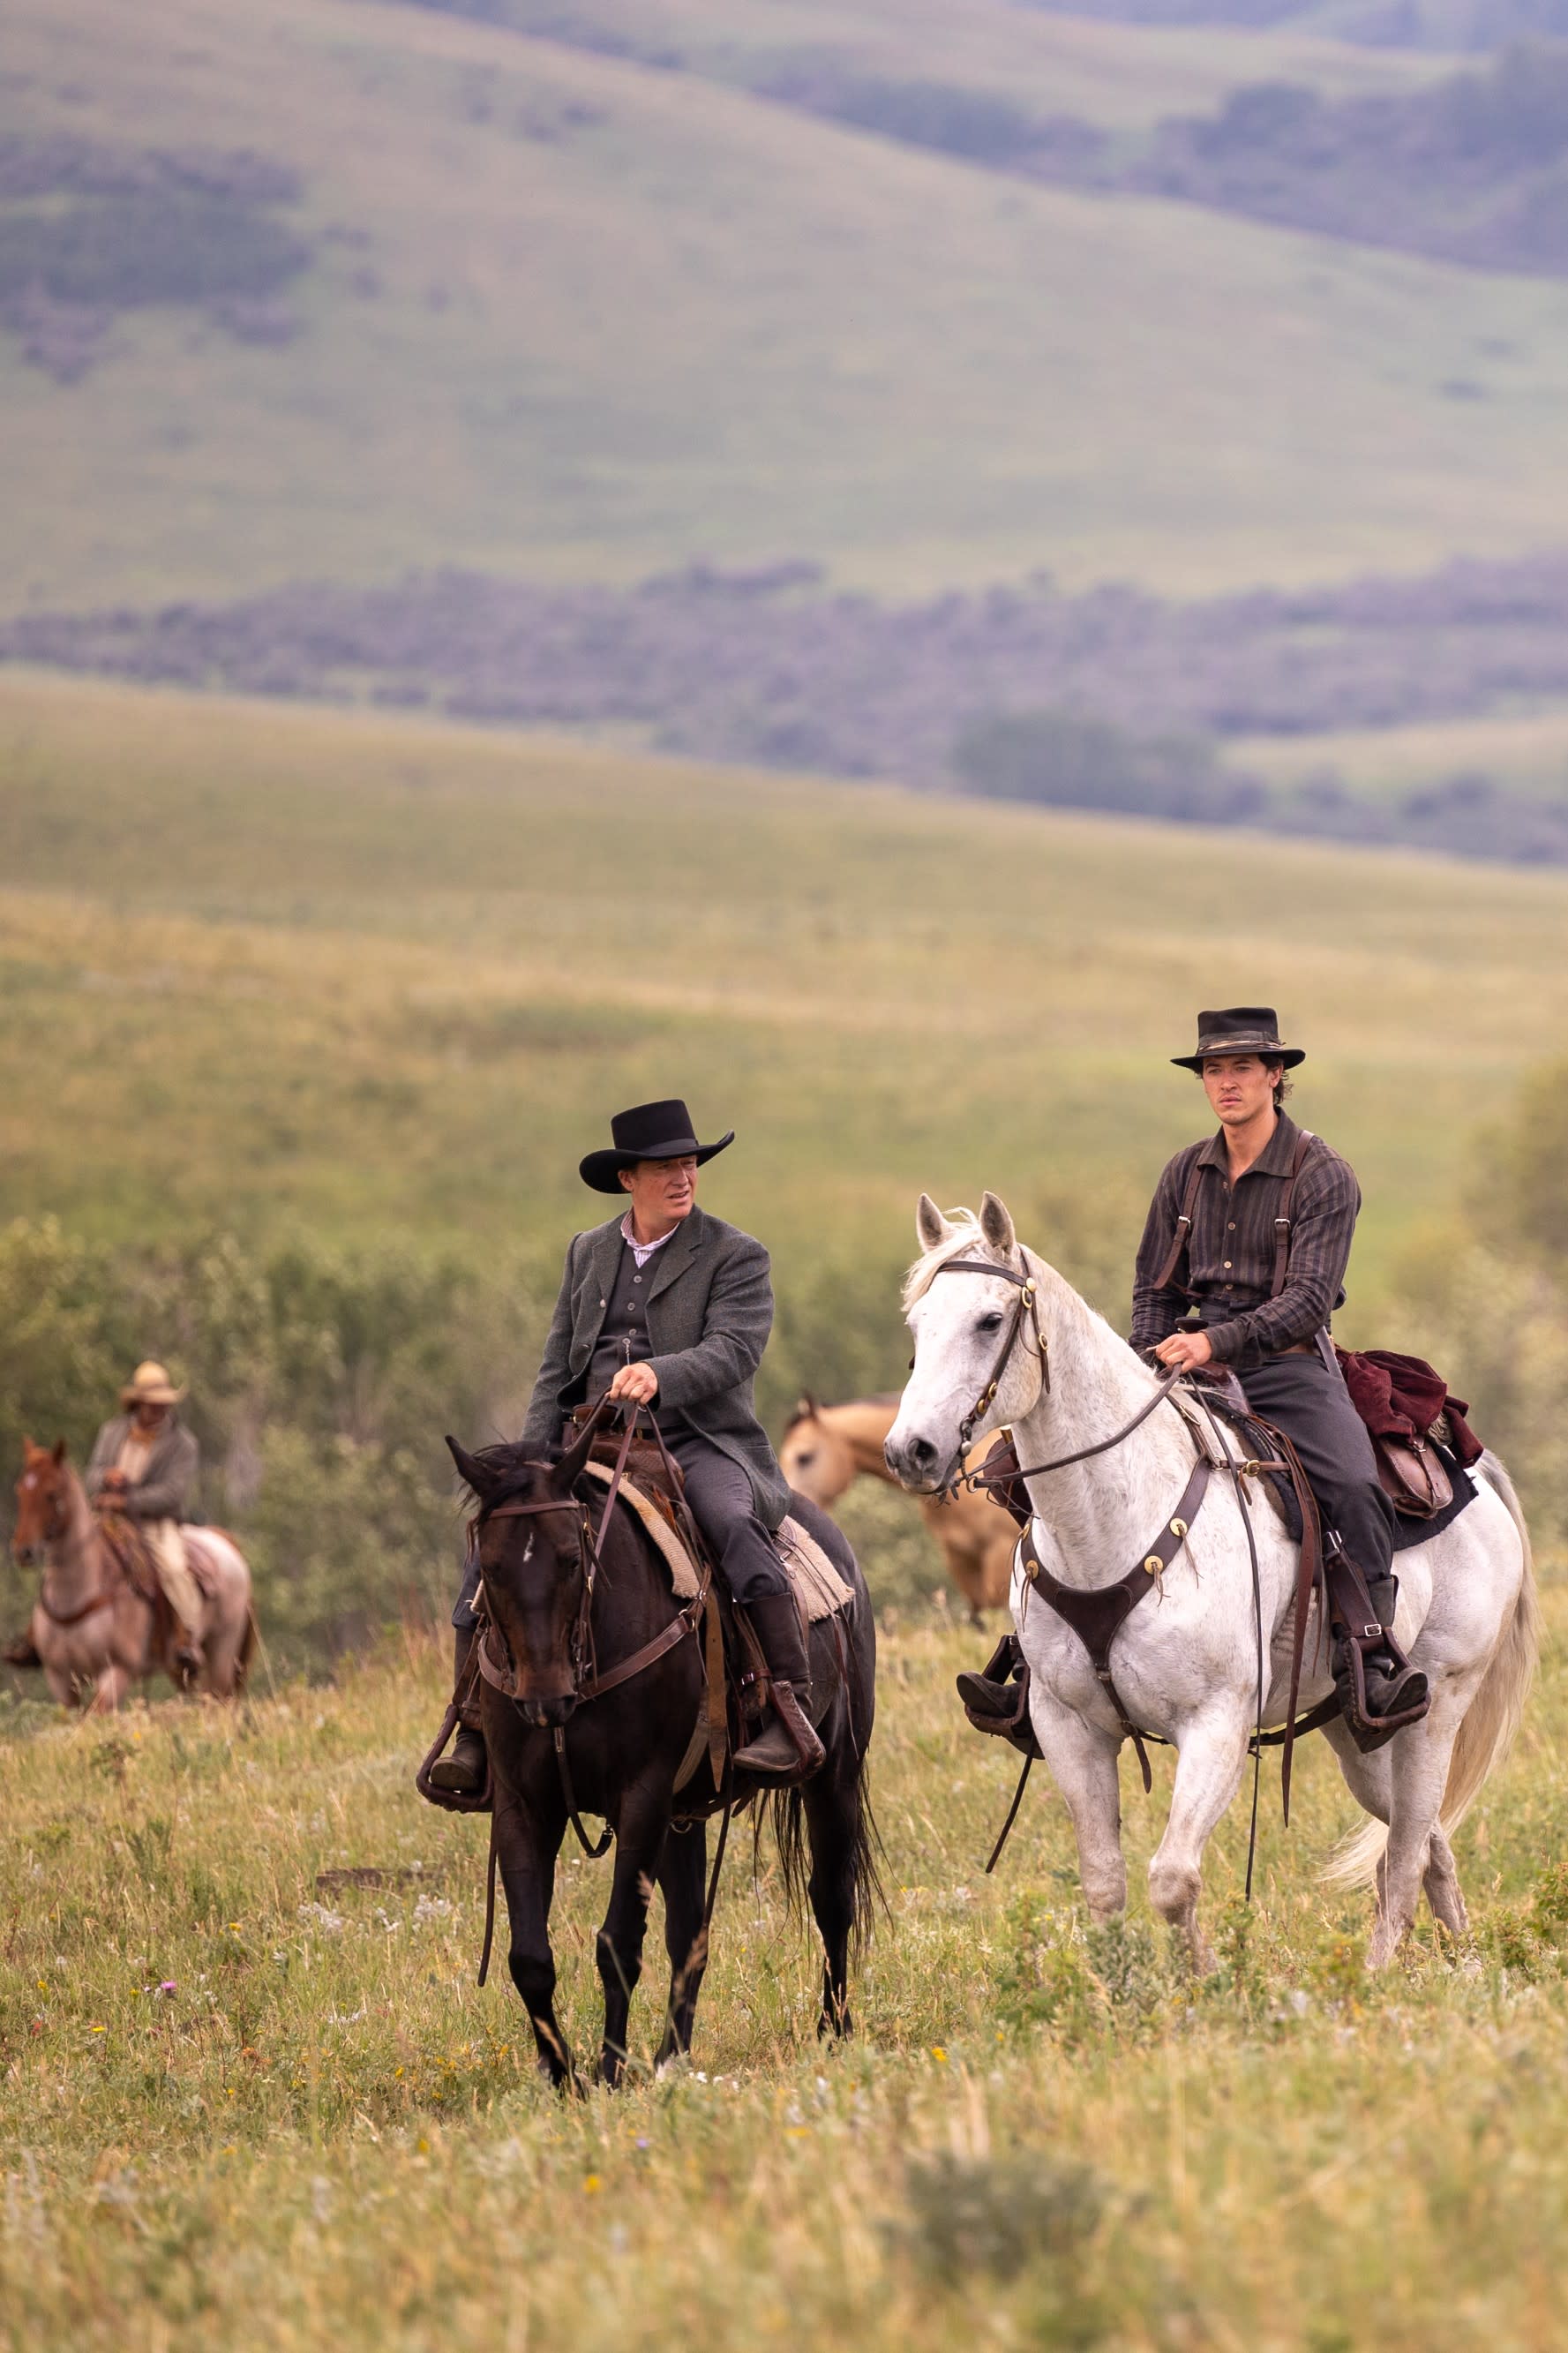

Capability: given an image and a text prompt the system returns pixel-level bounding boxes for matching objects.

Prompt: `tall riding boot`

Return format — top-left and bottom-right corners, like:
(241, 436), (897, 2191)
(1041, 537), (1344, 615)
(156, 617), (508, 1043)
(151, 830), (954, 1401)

(1363, 1575), (1429, 1722)
(1332, 1567), (1429, 1753)
(732, 1590), (826, 1782)
(427, 1626), (488, 1795)
(957, 1633), (1042, 1759)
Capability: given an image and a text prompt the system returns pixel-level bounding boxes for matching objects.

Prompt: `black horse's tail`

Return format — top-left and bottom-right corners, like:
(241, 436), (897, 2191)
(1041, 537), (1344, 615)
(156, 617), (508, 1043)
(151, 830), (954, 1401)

(763, 1768), (887, 1951)
(762, 1593), (888, 1950)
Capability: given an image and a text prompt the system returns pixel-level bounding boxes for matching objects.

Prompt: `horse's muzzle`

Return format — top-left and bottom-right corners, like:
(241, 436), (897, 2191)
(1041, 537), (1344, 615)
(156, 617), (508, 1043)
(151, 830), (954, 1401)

(11, 1542), (43, 1568)
(521, 1693), (577, 1730)
(883, 1429), (950, 1493)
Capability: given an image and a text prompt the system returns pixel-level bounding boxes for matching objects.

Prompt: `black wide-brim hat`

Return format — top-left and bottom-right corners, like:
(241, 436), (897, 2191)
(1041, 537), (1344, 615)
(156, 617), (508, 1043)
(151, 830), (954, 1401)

(579, 1098), (735, 1193)
(1171, 1006), (1305, 1073)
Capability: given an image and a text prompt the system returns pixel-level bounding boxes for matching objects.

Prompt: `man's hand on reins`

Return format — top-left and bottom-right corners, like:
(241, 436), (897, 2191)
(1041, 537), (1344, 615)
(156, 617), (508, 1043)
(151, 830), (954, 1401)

(607, 1363), (660, 1406)
(1154, 1330), (1214, 1373)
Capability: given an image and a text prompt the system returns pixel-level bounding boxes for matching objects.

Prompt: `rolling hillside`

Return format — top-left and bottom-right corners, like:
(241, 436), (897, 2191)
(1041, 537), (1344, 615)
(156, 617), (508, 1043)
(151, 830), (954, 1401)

(4, 663), (1568, 1653)
(4, 665), (1567, 1283)
(6, 0), (1568, 606)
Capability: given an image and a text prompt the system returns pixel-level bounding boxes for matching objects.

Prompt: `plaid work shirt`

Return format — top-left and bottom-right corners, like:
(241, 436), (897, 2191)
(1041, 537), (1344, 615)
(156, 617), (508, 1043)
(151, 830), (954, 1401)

(1129, 1112), (1362, 1366)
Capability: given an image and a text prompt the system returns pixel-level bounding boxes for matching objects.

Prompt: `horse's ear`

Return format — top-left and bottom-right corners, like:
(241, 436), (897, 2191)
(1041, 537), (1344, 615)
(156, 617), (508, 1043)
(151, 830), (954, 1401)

(979, 1192), (1016, 1255)
(797, 1392), (817, 1419)
(51, 1438), (68, 1466)
(445, 1436), (493, 1498)
(916, 1193), (952, 1252)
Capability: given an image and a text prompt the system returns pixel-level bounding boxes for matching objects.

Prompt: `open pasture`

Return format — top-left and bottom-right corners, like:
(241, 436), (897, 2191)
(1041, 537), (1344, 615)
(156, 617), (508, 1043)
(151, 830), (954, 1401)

(4, 676), (1568, 2343)
(3, 1614), (1568, 2349)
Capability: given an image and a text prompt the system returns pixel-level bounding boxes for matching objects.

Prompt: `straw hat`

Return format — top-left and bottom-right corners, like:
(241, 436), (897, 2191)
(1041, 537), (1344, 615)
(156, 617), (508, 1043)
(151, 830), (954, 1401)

(120, 1360), (184, 1408)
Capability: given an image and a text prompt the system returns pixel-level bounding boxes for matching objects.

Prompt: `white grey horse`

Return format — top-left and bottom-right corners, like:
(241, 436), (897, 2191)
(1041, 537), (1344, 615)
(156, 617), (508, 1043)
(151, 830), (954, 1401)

(885, 1194), (1537, 1970)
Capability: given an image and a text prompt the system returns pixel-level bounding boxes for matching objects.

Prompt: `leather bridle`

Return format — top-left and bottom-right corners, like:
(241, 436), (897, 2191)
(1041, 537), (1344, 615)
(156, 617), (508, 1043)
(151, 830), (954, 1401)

(928, 1256), (1050, 1461)
(926, 1252), (1182, 1489)
(471, 1398), (711, 1717)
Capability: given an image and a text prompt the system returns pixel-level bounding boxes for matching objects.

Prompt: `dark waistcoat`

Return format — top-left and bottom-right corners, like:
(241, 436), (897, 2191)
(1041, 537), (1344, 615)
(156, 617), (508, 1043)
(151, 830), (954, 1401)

(586, 1240), (661, 1400)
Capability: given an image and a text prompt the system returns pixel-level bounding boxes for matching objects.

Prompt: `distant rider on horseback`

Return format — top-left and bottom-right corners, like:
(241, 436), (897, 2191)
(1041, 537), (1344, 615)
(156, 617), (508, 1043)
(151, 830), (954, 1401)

(428, 1099), (824, 1796)
(86, 1360), (204, 1680)
(962, 1008), (1429, 1747)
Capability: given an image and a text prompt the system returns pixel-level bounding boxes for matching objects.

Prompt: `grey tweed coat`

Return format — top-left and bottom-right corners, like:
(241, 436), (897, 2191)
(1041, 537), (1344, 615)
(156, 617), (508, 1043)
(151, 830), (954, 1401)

(518, 1206), (791, 1529)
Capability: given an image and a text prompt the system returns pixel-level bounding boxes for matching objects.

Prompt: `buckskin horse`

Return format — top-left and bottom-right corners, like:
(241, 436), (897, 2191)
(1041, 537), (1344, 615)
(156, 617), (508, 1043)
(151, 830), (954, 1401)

(780, 1394), (1014, 1623)
(886, 1196), (1537, 1971)
(440, 1411), (881, 2090)
(11, 1438), (255, 1708)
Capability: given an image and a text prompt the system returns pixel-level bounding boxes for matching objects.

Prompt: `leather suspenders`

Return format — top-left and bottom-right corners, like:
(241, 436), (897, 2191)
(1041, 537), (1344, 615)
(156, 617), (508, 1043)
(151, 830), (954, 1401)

(1153, 1128), (1317, 1302)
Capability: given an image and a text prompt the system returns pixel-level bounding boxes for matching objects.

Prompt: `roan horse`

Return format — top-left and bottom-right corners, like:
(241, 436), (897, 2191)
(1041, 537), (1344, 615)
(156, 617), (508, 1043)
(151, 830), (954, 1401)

(886, 1196), (1537, 1970)
(445, 1416), (881, 2089)
(11, 1439), (255, 1708)
(780, 1395), (1013, 1623)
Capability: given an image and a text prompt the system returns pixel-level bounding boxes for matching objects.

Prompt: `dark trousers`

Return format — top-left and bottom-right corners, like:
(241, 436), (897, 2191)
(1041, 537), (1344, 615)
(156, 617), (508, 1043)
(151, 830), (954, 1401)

(666, 1430), (789, 1604)
(451, 1425), (792, 1628)
(1238, 1350), (1396, 1582)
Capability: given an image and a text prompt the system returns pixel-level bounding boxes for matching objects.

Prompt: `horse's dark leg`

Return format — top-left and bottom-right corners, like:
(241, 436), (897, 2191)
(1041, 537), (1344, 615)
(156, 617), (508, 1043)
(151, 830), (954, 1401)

(804, 1715), (862, 2040)
(655, 1816), (709, 2066)
(495, 1793), (574, 2090)
(595, 1781), (671, 2088)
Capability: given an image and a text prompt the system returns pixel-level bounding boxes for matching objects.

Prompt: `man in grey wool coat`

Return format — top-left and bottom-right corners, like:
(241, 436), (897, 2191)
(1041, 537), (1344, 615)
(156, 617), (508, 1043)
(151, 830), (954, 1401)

(429, 1098), (825, 1794)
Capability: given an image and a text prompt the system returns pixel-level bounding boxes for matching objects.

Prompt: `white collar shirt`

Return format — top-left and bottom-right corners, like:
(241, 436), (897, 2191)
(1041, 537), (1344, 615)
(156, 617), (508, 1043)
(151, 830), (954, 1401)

(620, 1214), (680, 1271)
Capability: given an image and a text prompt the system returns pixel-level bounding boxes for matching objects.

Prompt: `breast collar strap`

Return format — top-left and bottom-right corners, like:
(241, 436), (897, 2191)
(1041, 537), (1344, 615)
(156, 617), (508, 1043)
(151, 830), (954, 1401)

(1018, 1453), (1212, 1793)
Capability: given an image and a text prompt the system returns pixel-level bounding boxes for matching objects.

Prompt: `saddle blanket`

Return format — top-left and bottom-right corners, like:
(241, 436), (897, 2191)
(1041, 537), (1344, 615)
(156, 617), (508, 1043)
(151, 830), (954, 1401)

(580, 1463), (854, 1621)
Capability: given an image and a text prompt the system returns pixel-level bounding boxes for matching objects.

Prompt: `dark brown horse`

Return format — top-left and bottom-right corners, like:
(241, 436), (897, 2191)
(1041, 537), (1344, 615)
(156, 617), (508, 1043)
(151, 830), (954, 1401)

(445, 1417), (881, 2090)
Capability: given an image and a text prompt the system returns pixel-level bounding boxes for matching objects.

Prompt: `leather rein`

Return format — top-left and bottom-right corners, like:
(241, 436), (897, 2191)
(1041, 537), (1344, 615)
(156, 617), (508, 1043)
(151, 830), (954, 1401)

(928, 1254), (1182, 1488)
(32, 1502), (149, 1627)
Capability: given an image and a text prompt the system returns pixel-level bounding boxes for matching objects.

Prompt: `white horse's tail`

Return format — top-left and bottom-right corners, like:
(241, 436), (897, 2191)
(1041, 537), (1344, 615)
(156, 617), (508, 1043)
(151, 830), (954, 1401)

(1324, 1450), (1539, 1891)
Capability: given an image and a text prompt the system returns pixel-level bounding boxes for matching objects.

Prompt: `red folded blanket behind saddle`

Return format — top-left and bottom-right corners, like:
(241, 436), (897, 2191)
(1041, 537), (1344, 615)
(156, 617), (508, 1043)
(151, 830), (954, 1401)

(1333, 1347), (1484, 1469)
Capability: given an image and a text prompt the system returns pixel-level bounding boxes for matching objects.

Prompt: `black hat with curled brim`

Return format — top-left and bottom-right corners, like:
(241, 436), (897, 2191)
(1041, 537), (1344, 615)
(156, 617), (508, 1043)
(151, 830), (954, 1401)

(1171, 1007), (1306, 1073)
(579, 1099), (736, 1193)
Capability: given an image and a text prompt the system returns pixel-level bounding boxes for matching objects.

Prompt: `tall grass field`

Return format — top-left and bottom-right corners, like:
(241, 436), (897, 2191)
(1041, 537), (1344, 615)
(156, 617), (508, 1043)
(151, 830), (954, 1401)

(4, 1616), (1568, 2350)
(4, 672), (1568, 2347)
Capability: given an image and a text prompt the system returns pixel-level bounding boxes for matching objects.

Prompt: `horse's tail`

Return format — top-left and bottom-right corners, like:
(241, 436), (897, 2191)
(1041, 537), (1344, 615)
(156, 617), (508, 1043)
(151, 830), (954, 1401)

(235, 1603), (259, 1695)
(761, 1592), (888, 1950)
(762, 1767), (886, 1956)
(1324, 1450), (1539, 1890)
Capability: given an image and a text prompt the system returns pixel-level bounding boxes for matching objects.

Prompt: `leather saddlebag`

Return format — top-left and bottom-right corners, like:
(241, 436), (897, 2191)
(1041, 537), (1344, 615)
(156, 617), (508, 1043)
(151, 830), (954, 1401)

(1373, 1432), (1453, 1521)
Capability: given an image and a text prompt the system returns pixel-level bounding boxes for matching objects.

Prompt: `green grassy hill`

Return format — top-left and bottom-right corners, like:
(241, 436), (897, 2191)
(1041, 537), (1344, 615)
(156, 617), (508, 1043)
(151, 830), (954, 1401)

(7, 0), (1568, 606)
(4, 665), (1567, 1293)
(10, 668), (1568, 1658)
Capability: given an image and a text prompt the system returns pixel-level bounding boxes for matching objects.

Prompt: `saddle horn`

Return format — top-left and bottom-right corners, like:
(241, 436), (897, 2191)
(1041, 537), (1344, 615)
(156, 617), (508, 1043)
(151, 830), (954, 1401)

(552, 1397), (613, 1493)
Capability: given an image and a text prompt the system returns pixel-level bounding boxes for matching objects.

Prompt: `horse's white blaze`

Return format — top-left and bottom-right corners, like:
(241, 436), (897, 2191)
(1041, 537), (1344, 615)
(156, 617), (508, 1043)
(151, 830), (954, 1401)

(891, 1201), (1534, 1970)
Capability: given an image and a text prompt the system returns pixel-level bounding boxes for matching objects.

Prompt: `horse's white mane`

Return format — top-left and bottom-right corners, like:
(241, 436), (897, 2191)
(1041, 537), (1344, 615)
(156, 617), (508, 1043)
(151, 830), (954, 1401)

(902, 1208), (1010, 1311)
